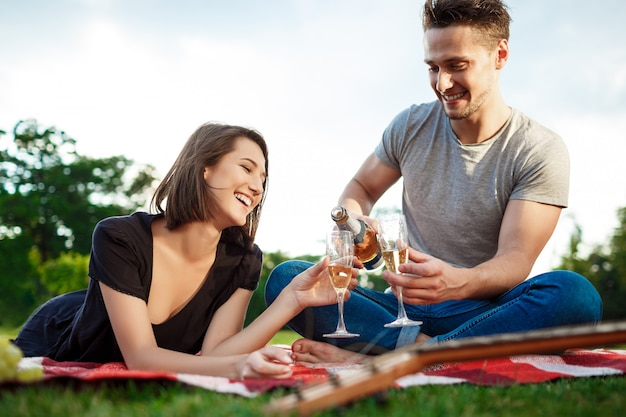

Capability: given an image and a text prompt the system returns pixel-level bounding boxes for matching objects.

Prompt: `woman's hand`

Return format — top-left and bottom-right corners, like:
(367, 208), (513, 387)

(238, 346), (294, 379)
(286, 256), (359, 310)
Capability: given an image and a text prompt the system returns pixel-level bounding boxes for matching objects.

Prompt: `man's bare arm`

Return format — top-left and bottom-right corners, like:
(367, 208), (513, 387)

(338, 152), (401, 216)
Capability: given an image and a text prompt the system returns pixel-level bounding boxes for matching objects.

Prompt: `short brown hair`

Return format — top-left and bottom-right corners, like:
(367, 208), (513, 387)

(151, 122), (269, 245)
(423, 0), (511, 47)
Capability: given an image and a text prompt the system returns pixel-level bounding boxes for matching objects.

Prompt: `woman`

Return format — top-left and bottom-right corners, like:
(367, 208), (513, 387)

(14, 122), (355, 379)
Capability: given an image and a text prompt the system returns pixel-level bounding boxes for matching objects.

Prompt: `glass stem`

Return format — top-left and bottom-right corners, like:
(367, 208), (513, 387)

(336, 289), (347, 332)
(396, 285), (409, 321)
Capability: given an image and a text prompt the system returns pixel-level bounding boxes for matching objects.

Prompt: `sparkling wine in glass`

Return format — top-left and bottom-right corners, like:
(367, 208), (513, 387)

(378, 213), (423, 327)
(323, 230), (359, 338)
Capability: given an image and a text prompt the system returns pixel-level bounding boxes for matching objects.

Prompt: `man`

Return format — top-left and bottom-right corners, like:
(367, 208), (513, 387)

(265, 0), (602, 363)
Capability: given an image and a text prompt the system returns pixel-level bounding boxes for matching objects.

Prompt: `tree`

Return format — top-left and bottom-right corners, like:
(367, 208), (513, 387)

(39, 252), (90, 296)
(0, 119), (158, 325)
(0, 235), (39, 326)
(1, 119), (157, 260)
(557, 208), (626, 320)
(608, 207), (626, 279)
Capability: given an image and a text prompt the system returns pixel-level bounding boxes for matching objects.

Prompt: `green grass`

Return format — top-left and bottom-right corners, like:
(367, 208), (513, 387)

(2, 375), (625, 417)
(269, 329), (300, 345)
(2, 328), (625, 416)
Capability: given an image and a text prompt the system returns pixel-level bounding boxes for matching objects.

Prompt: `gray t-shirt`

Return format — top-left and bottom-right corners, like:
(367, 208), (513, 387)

(375, 101), (569, 268)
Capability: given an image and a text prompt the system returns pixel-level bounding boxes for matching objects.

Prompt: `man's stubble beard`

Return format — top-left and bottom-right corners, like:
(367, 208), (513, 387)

(445, 88), (490, 120)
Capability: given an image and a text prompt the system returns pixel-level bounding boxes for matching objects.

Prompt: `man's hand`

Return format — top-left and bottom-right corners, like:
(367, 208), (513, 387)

(382, 247), (467, 304)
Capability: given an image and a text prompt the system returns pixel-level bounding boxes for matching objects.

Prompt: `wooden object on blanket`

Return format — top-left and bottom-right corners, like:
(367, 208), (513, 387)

(266, 320), (626, 416)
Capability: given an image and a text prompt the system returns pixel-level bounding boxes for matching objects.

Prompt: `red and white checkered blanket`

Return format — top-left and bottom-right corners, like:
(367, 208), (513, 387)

(16, 349), (626, 397)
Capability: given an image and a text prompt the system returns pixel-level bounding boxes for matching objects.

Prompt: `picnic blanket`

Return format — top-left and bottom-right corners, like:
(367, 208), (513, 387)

(14, 349), (626, 397)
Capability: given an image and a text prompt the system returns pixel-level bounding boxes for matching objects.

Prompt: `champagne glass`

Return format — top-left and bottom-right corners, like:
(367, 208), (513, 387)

(323, 230), (359, 338)
(378, 213), (423, 327)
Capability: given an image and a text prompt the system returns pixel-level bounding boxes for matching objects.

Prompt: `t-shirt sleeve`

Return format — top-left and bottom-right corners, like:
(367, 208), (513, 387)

(375, 108), (411, 170)
(510, 122), (570, 208)
(88, 218), (149, 301)
(376, 104), (435, 171)
(237, 244), (263, 291)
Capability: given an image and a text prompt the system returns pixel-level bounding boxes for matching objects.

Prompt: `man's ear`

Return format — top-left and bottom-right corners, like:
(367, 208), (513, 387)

(495, 38), (509, 70)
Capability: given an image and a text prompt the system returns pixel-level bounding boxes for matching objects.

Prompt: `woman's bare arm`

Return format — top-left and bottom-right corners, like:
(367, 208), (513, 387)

(99, 282), (292, 379)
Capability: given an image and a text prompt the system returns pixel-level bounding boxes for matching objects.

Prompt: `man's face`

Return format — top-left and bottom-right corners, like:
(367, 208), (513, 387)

(423, 25), (505, 121)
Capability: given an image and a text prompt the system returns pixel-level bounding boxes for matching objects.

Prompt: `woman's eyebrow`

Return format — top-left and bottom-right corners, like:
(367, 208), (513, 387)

(241, 157), (267, 178)
(240, 157), (258, 165)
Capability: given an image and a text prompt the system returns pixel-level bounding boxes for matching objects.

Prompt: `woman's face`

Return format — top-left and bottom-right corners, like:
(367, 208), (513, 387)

(203, 137), (266, 229)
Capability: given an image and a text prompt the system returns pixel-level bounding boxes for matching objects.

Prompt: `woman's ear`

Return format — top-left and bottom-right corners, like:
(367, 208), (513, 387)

(203, 166), (212, 182)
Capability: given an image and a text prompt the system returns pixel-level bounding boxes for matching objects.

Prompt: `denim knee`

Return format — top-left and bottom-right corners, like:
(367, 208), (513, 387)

(264, 260), (313, 307)
(536, 270), (603, 323)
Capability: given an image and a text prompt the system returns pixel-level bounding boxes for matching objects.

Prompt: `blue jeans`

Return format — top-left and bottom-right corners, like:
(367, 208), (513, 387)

(264, 260), (603, 354)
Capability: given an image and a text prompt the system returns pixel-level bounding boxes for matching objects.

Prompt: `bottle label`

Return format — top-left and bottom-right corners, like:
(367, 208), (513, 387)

(362, 250), (384, 270)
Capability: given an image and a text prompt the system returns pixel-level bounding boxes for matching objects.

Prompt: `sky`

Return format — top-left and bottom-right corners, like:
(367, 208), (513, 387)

(1, 0), (625, 276)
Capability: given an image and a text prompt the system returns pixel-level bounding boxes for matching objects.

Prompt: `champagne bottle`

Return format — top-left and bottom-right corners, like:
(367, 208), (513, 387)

(330, 206), (384, 270)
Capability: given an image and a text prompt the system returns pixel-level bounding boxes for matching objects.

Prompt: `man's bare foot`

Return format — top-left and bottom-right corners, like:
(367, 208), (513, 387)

(291, 339), (366, 364)
(415, 332), (432, 345)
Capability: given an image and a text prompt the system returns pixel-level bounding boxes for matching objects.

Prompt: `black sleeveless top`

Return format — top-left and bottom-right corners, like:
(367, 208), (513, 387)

(16, 212), (262, 363)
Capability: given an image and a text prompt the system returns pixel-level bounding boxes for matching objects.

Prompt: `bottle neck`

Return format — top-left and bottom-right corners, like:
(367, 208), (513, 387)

(334, 212), (366, 243)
